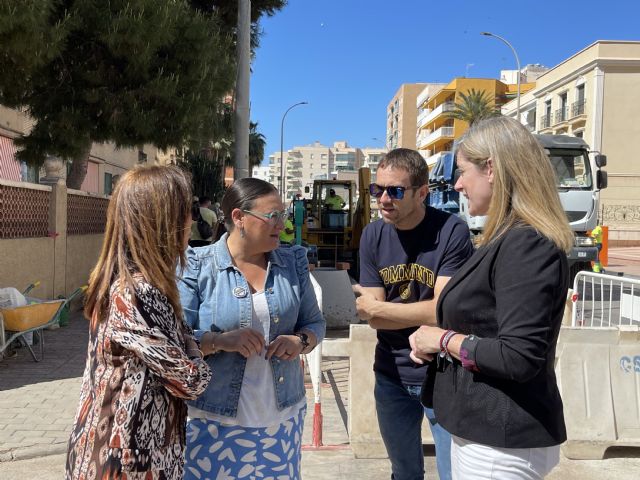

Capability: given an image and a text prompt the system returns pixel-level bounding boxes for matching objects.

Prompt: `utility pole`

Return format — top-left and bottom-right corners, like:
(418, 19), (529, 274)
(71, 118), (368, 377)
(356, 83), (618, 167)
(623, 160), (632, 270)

(234, 0), (251, 180)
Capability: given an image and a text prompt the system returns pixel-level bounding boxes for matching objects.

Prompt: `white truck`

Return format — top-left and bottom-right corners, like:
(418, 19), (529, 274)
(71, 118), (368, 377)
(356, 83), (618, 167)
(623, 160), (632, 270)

(429, 134), (608, 280)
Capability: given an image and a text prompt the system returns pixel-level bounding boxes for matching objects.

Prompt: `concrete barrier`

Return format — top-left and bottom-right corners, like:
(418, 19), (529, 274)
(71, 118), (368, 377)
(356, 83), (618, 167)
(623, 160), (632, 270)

(310, 269), (359, 328)
(556, 325), (640, 459)
(324, 324), (433, 459)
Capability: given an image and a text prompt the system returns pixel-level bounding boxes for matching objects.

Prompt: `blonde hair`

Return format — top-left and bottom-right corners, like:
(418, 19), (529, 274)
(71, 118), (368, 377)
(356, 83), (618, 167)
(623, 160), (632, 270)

(84, 165), (192, 322)
(457, 116), (574, 253)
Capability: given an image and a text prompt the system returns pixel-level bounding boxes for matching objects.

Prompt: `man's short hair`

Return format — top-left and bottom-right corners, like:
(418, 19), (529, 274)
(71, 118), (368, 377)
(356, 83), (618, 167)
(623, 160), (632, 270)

(199, 195), (211, 206)
(329, 189), (335, 195)
(377, 148), (428, 186)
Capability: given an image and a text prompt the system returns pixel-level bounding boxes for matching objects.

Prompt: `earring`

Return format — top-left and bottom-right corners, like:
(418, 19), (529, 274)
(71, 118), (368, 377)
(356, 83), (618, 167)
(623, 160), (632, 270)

(240, 227), (245, 238)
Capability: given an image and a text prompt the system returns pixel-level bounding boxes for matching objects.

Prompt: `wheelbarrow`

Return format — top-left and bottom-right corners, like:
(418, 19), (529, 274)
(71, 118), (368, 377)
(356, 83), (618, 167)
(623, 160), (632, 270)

(0, 285), (87, 362)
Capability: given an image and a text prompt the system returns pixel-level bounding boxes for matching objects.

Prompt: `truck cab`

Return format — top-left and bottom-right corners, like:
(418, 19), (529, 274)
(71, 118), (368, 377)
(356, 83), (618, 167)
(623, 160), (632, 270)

(429, 134), (607, 279)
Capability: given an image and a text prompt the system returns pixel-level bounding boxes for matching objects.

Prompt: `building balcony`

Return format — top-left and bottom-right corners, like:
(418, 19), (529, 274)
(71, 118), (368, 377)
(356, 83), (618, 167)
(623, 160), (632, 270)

(416, 109), (432, 129)
(424, 150), (451, 168)
(569, 100), (586, 124)
(417, 126), (454, 149)
(554, 107), (569, 125)
(539, 115), (552, 130)
(422, 102), (455, 127)
(416, 88), (431, 109)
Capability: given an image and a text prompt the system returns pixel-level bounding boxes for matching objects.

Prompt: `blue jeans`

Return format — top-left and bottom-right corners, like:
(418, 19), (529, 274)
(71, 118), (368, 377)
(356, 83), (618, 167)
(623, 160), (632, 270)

(374, 372), (452, 480)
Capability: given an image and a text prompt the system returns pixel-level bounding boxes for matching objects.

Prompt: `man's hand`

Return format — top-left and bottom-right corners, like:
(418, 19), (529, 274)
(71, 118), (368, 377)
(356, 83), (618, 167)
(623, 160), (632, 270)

(355, 292), (381, 321)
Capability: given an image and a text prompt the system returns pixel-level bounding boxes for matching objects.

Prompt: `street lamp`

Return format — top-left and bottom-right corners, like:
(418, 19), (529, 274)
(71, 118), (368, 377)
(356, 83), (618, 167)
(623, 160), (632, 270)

(280, 101), (308, 200)
(481, 32), (521, 119)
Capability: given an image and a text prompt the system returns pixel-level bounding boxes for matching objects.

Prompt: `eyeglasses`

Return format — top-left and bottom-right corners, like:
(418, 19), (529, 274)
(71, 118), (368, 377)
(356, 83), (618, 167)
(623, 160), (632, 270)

(242, 209), (288, 224)
(369, 183), (420, 200)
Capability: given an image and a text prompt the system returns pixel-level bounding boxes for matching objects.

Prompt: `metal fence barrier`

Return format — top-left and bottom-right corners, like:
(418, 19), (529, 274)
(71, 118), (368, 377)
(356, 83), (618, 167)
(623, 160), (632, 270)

(571, 271), (640, 327)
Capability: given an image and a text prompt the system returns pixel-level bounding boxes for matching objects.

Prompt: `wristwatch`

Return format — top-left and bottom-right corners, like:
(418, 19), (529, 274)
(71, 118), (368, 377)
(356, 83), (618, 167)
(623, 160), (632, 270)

(294, 332), (310, 349)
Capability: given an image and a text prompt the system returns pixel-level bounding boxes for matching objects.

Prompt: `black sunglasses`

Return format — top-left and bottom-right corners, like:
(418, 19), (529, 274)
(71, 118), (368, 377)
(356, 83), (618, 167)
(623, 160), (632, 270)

(369, 183), (420, 200)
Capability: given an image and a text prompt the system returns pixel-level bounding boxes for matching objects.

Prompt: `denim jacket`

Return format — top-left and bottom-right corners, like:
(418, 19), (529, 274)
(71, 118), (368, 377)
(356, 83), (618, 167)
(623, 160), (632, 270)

(177, 234), (326, 417)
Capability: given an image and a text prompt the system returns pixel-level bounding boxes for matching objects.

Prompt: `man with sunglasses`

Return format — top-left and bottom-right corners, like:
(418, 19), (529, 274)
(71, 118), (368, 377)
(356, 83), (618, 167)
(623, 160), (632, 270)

(355, 148), (474, 480)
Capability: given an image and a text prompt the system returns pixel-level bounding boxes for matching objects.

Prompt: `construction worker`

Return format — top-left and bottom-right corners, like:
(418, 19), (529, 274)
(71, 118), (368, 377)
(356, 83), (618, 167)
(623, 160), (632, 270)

(590, 225), (604, 272)
(279, 214), (295, 245)
(324, 189), (345, 210)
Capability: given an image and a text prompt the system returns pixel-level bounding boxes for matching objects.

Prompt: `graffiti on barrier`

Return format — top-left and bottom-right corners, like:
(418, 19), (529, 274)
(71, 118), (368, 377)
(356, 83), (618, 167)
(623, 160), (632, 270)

(619, 356), (640, 373)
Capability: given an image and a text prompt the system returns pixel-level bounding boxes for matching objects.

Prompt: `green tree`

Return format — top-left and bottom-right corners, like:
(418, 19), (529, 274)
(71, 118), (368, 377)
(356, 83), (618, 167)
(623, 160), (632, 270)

(447, 88), (500, 126)
(249, 121), (266, 171)
(179, 149), (225, 201)
(0, 0), (286, 189)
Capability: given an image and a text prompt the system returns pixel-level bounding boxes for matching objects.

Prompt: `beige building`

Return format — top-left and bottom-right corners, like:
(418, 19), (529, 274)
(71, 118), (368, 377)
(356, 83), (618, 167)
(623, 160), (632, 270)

(269, 142), (387, 200)
(361, 147), (387, 181)
(268, 141), (333, 200)
(502, 40), (640, 244)
(386, 83), (428, 150)
(0, 105), (173, 195)
(251, 165), (270, 183)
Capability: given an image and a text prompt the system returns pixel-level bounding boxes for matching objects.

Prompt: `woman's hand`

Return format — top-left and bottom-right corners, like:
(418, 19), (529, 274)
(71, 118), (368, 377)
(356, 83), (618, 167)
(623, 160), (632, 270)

(265, 335), (304, 361)
(215, 328), (265, 358)
(408, 326), (443, 364)
(184, 335), (202, 359)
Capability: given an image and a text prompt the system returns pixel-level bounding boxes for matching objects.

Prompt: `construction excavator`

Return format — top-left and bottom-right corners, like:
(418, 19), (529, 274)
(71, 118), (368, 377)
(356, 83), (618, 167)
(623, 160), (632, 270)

(291, 167), (372, 327)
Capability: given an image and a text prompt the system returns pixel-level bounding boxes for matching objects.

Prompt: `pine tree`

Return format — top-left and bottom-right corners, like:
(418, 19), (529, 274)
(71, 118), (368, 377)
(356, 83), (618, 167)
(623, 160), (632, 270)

(0, 0), (285, 188)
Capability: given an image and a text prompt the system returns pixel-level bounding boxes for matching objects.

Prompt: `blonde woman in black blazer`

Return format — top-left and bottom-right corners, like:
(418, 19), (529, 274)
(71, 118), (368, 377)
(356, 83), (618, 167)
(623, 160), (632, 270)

(409, 117), (575, 479)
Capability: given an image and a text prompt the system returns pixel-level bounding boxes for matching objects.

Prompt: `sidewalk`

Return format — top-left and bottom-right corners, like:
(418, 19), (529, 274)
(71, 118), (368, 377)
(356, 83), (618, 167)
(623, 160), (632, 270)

(607, 247), (640, 277)
(2, 250), (640, 478)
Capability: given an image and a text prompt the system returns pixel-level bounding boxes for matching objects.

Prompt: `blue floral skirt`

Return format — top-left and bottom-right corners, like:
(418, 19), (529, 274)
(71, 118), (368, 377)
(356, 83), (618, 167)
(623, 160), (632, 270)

(184, 406), (306, 480)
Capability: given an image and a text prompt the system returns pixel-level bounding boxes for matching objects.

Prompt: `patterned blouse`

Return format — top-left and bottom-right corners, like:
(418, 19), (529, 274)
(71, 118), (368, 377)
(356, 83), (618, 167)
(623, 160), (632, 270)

(65, 279), (212, 480)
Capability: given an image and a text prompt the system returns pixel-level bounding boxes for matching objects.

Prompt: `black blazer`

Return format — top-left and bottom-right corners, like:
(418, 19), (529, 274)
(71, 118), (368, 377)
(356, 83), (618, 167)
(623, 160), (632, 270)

(424, 226), (568, 448)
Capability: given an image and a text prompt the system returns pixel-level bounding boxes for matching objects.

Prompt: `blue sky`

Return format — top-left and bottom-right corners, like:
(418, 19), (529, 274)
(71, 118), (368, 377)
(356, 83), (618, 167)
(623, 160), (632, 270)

(250, 0), (640, 165)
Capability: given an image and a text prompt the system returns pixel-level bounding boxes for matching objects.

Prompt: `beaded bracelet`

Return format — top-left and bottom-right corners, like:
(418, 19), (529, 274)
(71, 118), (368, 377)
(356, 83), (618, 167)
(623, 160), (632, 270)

(438, 329), (456, 360)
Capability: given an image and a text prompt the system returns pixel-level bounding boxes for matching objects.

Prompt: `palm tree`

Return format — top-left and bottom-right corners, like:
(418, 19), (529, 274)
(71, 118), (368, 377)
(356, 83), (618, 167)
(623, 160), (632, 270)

(447, 89), (500, 126)
(248, 122), (266, 171)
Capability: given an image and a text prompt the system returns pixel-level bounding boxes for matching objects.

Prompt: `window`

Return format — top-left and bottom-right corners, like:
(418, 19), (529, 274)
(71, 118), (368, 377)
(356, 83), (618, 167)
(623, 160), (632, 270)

(321, 154), (327, 159)
(21, 162), (39, 183)
(573, 85), (586, 116)
(310, 154), (314, 159)
(104, 173), (113, 195)
(559, 93), (568, 122)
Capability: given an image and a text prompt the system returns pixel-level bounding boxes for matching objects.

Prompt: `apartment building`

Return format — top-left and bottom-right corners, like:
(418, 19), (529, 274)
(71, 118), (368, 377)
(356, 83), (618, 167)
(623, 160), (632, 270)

(268, 141), (333, 199)
(269, 142), (387, 200)
(251, 165), (270, 183)
(0, 105), (172, 195)
(416, 78), (534, 167)
(361, 147), (387, 181)
(502, 40), (640, 244)
(386, 83), (428, 150)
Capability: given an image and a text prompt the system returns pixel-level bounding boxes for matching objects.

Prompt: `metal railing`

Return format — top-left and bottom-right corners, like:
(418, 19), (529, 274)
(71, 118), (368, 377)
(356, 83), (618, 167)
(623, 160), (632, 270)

(571, 271), (640, 327)
(540, 115), (551, 129)
(554, 106), (569, 124)
(571, 100), (586, 117)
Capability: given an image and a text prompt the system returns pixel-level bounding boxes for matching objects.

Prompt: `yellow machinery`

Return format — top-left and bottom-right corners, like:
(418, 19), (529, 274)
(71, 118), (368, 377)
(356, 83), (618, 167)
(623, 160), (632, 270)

(301, 167), (371, 272)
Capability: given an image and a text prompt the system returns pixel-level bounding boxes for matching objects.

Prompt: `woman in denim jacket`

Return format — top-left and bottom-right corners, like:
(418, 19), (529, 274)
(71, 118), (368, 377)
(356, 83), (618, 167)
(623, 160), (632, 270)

(178, 178), (325, 480)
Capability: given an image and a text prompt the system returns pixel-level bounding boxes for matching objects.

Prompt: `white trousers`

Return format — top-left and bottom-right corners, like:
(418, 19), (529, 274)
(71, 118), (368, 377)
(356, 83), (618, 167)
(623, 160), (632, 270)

(451, 435), (560, 479)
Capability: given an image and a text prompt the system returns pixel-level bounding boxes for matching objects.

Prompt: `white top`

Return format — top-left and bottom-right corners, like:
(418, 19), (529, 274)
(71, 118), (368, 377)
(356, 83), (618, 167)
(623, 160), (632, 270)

(188, 291), (305, 427)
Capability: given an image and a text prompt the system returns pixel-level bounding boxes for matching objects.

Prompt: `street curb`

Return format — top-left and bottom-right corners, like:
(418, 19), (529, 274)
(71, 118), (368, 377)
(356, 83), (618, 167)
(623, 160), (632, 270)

(0, 443), (67, 462)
